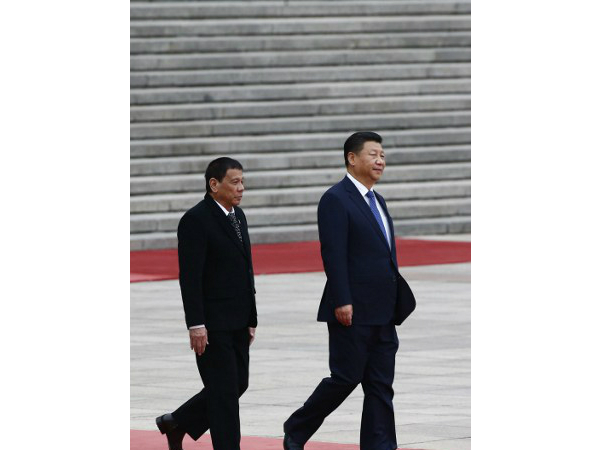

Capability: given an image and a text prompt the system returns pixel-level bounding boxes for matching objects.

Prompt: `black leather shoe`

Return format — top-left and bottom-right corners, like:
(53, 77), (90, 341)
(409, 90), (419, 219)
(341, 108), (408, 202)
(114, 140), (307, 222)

(283, 433), (304, 450)
(156, 413), (185, 450)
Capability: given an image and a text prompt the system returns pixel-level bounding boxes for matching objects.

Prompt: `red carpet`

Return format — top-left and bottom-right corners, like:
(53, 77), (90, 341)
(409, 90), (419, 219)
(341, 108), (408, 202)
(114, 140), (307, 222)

(130, 430), (424, 450)
(131, 239), (470, 283)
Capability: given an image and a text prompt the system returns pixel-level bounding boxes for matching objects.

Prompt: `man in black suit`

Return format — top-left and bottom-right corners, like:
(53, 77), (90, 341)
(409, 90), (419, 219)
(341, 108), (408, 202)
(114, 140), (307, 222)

(283, 132), (416, 450)
(156, 157), (258, 450)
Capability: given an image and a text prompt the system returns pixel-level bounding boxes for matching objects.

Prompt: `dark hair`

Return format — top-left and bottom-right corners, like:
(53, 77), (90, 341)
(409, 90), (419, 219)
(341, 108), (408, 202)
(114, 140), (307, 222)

(343, 131), (382, 167)
(204, 157), (244, 192)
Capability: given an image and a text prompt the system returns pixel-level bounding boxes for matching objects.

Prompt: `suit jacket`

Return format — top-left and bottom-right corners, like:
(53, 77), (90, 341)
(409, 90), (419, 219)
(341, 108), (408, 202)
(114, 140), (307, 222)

(316, 176), (416, 326)
(177, 193), (257, 331)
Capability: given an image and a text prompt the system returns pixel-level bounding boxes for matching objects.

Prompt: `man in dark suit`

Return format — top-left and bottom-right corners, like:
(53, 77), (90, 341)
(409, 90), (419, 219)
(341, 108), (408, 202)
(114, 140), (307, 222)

(155, 157), (258, 450)
(283, 132), (416, 450)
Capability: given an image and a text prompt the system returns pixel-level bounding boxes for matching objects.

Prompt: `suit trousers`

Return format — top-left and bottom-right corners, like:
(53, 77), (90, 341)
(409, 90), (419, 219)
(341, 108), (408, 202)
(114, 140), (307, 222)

(284, 322), (399, 450)
(172, 327), (250, 450)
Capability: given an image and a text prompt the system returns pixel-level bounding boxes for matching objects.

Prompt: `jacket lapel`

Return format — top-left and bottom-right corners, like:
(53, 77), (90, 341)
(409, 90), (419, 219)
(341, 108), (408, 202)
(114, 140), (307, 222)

(235, 206), (253, 260)
(343, 177), (391, 252)
(235, 208), (256, 292)
(206, 195), (248, 259)
(376, 191), (398, 265)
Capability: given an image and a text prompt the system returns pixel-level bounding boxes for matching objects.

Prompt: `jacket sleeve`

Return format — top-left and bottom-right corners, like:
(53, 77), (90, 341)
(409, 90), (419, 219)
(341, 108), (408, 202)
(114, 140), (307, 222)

(177, 213), (207, 329)
(318, 192), (352, 307)
(248, 297), (258, 328)
(237, 208), (258, 328)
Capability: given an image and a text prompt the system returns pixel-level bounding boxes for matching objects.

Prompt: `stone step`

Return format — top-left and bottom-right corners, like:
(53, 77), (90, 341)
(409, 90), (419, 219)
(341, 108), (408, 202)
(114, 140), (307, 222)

(131, 47), (470, 71)
(131, 1), (470, 20)
(131, 197), (470, 233)
(130, 162), (471, 194)
(129, 215), (471, 250)
(131, 145), (470, 176)
(130, 127), (471, 157)
(131, 94), (471, 123)
(131, 62), (470, 88)
(130, 31), (471, 54)
(131, 110), (470, 140)
(130, 179), (471, 213)
(249, 215), (471, 244)
(130, 16), (470, 38)
(131, 78), (471, 105)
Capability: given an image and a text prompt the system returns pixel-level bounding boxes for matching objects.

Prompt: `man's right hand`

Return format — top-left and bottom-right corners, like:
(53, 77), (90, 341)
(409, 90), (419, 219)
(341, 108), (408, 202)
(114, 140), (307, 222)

(335, 304), (353, 326)
(189, 327), (208, 355)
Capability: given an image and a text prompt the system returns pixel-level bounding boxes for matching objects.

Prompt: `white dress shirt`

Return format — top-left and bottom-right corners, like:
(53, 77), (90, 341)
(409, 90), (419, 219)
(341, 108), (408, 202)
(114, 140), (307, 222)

(214, 198), (234, 215)
(346, 173), (391, 248)
(189, 199), (235, 330)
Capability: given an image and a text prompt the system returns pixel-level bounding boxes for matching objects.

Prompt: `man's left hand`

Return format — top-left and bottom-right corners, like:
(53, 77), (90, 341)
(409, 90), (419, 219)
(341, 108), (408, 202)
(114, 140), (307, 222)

(248, 327), (256, 345)
(335, 304), (353, 326)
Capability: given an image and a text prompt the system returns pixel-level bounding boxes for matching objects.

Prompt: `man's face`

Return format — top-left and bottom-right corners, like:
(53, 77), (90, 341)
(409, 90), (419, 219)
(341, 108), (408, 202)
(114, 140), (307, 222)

(349, 141), (386, 184)
(211, 168), (244, 209)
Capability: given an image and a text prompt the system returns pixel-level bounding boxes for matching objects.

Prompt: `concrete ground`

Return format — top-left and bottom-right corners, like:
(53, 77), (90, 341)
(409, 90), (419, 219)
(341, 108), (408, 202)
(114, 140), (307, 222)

(131, 237), (470, 450)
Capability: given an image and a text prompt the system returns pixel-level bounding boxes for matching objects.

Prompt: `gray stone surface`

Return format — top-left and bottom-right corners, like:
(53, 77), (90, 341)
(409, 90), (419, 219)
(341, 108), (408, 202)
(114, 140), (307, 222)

(131, 162), (471, 194)
(130, 0), (471, 250)
(130, 32), (471, 54)
(130, 48), (470, 71)
(131, 111), (471, 140)
(130, 16), (471, 38)
(130, 261), (470, 449)
(130, 79), (471, 105)
(130, 128), (471, 157)
(130, 94), (470, 123)
(130, 198), (470, 233)
(130, 63), (470, 88)
(130, 217), (471, 250)
(130, 2), (471, 20)
(131, 179), (471, 213)
(130, 146), (471, 176)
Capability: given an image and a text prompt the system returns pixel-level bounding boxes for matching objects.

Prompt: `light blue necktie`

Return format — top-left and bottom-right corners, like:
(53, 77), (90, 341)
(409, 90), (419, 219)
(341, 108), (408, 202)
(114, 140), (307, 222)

(365, 191), (389, 247)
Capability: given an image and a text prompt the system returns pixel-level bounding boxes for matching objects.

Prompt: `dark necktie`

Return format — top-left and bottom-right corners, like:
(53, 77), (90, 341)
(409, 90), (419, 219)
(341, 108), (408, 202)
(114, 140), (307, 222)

(227, 212), (243, 243)
(365, 191), (389, 247)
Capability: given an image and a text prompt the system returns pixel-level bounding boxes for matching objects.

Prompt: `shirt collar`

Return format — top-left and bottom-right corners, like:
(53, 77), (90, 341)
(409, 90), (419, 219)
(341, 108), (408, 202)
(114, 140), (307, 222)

(346, 172), (372, 198)
(213, 198), (234, 215)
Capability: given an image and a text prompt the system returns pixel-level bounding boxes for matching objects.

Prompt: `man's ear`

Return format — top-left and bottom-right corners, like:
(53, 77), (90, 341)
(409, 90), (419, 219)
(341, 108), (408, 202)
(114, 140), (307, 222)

(209, 178), (219, 193)
(347, 152), (356, 167)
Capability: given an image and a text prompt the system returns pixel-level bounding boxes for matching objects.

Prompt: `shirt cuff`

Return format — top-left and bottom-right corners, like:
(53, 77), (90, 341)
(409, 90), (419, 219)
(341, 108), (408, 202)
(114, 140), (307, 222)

(189, 325), (205, 330)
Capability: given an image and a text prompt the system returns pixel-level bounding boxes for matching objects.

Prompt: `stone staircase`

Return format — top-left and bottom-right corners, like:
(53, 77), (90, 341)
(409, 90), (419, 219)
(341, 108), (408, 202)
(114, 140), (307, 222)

(130, 0), (471, 250)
